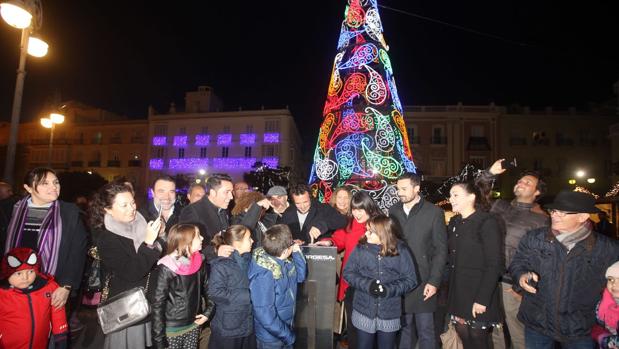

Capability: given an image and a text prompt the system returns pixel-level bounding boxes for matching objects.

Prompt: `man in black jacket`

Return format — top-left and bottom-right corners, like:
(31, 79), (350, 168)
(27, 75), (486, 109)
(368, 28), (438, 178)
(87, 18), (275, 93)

(389, 172), (447, 349)
(279, 184), (346, 244)
(479, 160), (549, 349)
(510, 190), (619, 347)
(179, 173), (234, 247)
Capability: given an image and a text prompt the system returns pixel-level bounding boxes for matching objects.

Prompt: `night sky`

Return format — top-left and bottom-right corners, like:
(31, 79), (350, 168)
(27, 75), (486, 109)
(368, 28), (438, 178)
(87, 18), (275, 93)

(1, 0), (617, 149)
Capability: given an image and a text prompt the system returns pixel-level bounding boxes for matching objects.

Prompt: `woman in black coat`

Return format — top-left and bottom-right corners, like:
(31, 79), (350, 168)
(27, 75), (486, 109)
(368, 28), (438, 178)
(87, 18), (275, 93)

(90, 182), (163, 349)
(447, 181), (503, 349)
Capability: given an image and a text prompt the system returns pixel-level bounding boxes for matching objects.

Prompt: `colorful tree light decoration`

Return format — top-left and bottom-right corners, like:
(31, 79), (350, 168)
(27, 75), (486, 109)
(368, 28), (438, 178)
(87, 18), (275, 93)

(217, 134), (232, 145)
(195, 134), (210, 146)
(240, 133), (256, 145)
(173, 135), (188, 147)
(308, 0), (416, 211)
(263, 133), (280, 143)
(152, 136), (167, 146)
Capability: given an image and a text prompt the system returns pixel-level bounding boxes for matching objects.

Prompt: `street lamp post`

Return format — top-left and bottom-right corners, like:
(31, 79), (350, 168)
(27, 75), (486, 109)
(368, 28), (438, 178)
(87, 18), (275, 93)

(1, 0), (47, 184)
(40, 113), (64, 167)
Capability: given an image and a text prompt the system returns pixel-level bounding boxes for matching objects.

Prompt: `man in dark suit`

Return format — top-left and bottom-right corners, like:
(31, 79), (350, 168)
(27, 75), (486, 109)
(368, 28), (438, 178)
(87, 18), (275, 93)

(279, 183), (347, 244)
(138, 175), (181, 239)
(389, 172), (447, 349)
(179, 173), (234, 246)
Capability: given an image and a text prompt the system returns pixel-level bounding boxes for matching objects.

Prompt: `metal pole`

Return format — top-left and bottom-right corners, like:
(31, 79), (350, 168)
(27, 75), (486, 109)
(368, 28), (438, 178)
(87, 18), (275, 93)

(3, 28), (30, 185)
(47, 123), (54, 168)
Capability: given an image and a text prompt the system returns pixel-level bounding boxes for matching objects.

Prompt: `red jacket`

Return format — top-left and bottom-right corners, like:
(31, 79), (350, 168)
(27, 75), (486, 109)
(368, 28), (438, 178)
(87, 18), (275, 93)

(0, 275), (68, 349)
(325, 219), (366, 301)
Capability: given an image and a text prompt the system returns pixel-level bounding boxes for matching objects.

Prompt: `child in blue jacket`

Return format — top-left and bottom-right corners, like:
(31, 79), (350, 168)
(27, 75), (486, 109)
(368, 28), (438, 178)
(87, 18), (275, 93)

(343, 215), (418, 349)
(248, 224), (306, 349)
(208, 225), (256, 349)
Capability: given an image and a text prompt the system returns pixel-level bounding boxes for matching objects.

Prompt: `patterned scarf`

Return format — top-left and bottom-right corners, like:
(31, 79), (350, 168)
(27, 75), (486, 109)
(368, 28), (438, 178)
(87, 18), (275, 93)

(5, 197), (62, 275)
(553, 220), (592, 251)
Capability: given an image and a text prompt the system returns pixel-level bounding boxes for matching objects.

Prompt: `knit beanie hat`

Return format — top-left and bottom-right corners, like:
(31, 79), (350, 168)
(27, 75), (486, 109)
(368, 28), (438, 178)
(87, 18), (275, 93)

(1, 247), (41, 280)
(605, 261), (619, 279)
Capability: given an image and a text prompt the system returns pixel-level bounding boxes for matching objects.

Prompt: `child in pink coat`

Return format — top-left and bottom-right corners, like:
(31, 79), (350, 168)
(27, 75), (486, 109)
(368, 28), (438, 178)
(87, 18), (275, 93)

(592, 261), (619, 348)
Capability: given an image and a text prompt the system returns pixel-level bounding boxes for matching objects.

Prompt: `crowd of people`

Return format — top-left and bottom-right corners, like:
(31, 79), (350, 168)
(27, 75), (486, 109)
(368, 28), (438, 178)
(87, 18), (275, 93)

(0, 157), (617, 349)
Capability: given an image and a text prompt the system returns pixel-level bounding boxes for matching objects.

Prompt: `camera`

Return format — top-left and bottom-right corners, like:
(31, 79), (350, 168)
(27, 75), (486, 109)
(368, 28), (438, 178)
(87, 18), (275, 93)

(501, 157), (518, 170)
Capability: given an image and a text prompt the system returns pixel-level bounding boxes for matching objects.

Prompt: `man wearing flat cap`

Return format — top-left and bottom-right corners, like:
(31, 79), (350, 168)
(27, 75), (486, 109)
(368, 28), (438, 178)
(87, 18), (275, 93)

(509, 190), (619, 348)
(266, 185), (289, 217)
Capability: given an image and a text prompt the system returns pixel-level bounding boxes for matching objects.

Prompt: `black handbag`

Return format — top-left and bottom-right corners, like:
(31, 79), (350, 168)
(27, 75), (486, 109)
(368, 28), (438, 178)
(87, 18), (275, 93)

(85, 246), (102, 292)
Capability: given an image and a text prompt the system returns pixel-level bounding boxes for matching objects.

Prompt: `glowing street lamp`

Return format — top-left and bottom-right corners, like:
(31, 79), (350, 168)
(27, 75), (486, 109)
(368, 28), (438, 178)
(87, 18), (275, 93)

(1, 0), (49, 184)
(587, 178), (596, 184)
(575, 170), (586, 178)
(40, 112), (64, 167)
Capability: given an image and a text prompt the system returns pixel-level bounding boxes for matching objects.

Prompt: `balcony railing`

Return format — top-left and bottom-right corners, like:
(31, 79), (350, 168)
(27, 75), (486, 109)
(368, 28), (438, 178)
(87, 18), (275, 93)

(107, 160), (121, 167)
(467, 137), (490, 151)
(70, 161), (84, 167)
(109, 136), (122, 144)
(130, 136), (145, 144)
(88, 160), (101, 167)
(431, 137), (447, 145)
(128, 159), (142, 167)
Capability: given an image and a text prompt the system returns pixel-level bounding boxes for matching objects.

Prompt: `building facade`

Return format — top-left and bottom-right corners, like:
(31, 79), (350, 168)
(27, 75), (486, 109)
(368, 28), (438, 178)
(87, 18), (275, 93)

(146, 87), (304, 186)
(403, 104), (500, 180)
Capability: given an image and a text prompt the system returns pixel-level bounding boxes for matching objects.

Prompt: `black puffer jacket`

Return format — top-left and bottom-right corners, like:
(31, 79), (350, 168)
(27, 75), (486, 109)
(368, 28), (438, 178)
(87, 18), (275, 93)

(151, 257), (213, 349)
(343, 241), (418, 320)
(509, 227), (619, 341)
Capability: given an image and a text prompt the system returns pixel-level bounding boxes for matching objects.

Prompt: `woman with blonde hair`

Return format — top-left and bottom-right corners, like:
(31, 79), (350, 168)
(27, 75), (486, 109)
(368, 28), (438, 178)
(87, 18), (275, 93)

(329, 186), (353, 216)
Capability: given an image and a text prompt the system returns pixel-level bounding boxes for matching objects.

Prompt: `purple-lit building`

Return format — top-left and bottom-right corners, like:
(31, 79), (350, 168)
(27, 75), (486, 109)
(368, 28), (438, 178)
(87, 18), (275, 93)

(146, 86), (304, 185)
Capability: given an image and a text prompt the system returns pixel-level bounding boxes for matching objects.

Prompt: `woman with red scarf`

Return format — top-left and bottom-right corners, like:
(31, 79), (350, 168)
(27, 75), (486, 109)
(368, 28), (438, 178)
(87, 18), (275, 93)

(592, 261), (619, 348)
(315, 191), (383, 348)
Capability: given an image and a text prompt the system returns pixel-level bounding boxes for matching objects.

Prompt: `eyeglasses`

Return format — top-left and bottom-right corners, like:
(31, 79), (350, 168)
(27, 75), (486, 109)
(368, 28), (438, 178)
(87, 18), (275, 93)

(547, 209), (579, 217)
(608, 277), (619, 285)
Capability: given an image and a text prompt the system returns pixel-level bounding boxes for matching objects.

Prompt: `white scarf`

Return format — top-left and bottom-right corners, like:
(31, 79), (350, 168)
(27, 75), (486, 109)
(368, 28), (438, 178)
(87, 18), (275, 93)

(104, 212), (148, 252)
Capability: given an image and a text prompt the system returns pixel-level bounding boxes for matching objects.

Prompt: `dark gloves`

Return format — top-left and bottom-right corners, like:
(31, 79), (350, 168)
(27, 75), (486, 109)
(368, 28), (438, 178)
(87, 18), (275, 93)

(369, 280), (387, 298)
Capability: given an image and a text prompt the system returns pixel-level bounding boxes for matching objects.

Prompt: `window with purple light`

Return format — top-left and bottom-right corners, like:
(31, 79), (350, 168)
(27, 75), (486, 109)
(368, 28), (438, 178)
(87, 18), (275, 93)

(195, 134), (210, 146)
(149, 158), (164, 170)
(217, 134), (232, 145)
(169, 158), (209, 170)
(262, 157), (279, 168)
(173, 135), (188, 147)
(240, 133), (256, 145)
(212, 157), (257, 169)
(263, 133), (280, 143)
(152, 136), (167, 146)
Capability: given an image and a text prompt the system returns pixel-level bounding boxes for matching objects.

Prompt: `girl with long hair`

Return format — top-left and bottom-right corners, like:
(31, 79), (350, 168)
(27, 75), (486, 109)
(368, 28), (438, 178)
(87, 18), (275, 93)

(343, 216), (418, 349)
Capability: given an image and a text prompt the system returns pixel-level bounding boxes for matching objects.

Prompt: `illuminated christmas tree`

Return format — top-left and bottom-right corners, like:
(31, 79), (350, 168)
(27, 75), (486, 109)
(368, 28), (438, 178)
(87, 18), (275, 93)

(308, 0), (416, 210)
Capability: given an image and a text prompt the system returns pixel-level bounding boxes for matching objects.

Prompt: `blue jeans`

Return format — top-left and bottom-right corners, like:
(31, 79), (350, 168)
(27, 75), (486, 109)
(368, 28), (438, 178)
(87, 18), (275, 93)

(398, 313), (435, 349)
(525, 327), (594, 349)
(357, 329), (397, 349)
(256, 340), (292, 349)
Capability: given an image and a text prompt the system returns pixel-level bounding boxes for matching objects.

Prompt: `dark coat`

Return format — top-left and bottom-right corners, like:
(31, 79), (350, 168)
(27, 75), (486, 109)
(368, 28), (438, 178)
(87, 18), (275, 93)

(343, 241), (418, 321)
(447, 211), (503, 322)
(509, 227), (619, 341)
(208, 251), (254, 338)
(151, 259), (214, 349)
(279, 200), (347, 242)
(389, 198), (447, 313)
(179, 197), (228, 245)
(95, 227), (161, 299)
(231, 203), (278, 247)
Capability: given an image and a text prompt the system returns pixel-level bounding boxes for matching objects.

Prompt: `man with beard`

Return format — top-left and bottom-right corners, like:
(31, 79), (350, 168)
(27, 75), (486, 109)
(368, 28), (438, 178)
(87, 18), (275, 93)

(139, 175), (181, 240)
(478, 159), (549, 349)
(389, 172), (447, 349)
